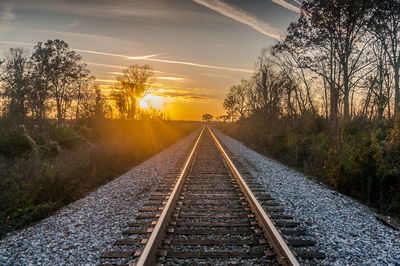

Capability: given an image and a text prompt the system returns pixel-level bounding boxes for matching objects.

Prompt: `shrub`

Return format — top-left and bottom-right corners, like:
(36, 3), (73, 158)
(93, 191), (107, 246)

(39, 141), (61, 157)
(1, 125), (38, 157)
(216, 114), (400, 219)
(0, 119), (198, 238)
(50, 126), (84, 149)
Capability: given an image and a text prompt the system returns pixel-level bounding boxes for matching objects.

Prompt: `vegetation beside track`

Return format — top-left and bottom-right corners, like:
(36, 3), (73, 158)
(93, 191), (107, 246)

(216, 118), (400, 222)
(0, 118), (198, 238)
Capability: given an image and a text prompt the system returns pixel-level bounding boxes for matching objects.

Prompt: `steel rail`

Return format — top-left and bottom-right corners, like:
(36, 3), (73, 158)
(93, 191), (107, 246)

(136, 126), (205, 266)
(208, 126), (300, 266)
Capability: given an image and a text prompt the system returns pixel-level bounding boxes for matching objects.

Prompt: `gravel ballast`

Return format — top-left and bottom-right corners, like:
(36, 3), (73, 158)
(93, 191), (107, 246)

(0, 129), (200, 265)
(215, 129), (400, 265)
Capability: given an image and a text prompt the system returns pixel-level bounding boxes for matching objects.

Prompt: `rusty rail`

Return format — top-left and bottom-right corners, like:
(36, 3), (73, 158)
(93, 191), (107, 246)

(136, 126), (205, 266)
(208, 126), (299, 266)
(136, 125), (299, 266)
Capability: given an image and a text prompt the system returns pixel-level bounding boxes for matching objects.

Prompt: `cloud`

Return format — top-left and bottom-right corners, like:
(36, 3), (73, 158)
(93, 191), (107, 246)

(0, 40), (252, 73)
(156, 76), (187, 82)
(0, 1), (15, 21)
(94, 78), (119, 84)
(292, 0), (302, 6)
(85, 61), (125, 69)
(0, 40), (32, 46)
(154, 89), (214, 102)
(0, 1), (15, 38)
(0, 25), (13, 38)
(63, 20), (81, 28)
(193, 0), (283, 40)
(75, 48), (161, 60)
(15, 0), (223, 23)
(271, 0), (300, 13)
(145, 58), (252, 73)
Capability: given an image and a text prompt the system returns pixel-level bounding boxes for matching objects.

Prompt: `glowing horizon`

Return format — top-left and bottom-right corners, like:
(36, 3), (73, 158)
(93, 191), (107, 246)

(0, 0), (301, 120)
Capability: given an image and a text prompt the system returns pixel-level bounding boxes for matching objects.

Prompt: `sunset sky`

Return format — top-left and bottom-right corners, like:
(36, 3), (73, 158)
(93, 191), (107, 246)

(0, 0), (301, 120)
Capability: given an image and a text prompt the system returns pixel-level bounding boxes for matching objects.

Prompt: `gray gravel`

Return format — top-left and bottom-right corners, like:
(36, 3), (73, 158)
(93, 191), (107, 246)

(0, 128), (200, 266)
(215, 129), (400, 265)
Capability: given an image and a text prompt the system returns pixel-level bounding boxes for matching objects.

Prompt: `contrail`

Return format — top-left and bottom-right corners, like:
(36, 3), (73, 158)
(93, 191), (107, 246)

(144, 58), (252, 73)
(0, 40), (33, 46)
(74, 48), (162, 60)
(0, 41), (160, 60)
(292, 0), (302, 6)
(0, 40), (253, 73)
(271, 0), (300, 13)
(85, 61), (125, 69)
(193, 0), (283, 41)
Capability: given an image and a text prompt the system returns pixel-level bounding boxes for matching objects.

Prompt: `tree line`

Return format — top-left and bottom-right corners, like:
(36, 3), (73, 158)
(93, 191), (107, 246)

(0, 39), (157, 124)
(221, 0), (400, 217)
(224, 0), (400, 128)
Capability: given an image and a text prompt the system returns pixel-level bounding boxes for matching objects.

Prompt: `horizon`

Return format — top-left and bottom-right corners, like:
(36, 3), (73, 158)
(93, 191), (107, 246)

(0, 0), (301, 120)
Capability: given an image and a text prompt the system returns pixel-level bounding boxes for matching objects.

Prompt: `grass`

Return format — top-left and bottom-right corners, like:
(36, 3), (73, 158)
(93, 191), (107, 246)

(216, 115), (400, 221)
(0, 118), (199, 238)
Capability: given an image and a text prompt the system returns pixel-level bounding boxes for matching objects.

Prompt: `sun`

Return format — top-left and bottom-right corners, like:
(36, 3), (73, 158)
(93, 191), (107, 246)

(139, 97), (148, 109)
(138, 94), (165, 110)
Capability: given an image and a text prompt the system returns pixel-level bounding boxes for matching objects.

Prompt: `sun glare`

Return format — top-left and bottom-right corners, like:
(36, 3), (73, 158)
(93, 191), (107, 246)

(139, 94), (165, 110)
(139, 98), (148, 109)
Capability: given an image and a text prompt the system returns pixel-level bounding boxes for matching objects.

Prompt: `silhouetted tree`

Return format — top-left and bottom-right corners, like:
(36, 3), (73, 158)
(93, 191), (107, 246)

(30, 39), (91, 124)
(202, 113), (213, 122)
(1, 48), (31, 121)
(370, 0), (400, 120)
(216, 115), (229, 122)
(112, 64), (153, 119)
(79, 85), (111, 119)
(280, 0), (374, 122)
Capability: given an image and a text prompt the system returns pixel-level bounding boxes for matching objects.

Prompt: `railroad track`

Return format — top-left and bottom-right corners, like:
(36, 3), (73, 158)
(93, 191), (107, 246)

(100, 126), (324, 265)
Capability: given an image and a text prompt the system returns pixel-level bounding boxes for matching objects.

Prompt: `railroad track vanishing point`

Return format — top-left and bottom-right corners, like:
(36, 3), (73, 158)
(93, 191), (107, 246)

(100, 126), (324, 265)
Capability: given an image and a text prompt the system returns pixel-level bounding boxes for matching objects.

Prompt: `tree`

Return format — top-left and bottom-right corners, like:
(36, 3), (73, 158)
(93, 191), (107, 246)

(202, 113), (213, 122)
(112, 64), (153, 119)
(371, 0), (400, 119)
(216, 115), (229, 122)
(223, 80), (249, 120)
(30, 39), (91, 123)
(78, 85), (111, 119)
(281, 0), (374, 121)
(252, 52), (292, 119)
(1, 48), (31, 121)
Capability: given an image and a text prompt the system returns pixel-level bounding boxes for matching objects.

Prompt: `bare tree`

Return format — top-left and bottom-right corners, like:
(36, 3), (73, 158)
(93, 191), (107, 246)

(223, 80), (249, 120)
(282, 0), (374, 122)
(371, 0), (400, 120)
(30, 39), (91, 124)
(252, 52), (291, 119)
(112, 64), (153, 119)
(1, 48), (31, 121)
(79, 85), (111, 119)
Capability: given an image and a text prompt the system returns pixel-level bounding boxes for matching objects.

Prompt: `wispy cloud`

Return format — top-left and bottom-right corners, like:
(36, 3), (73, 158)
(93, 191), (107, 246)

(292, 0), (302, 6)
(156, 76), (187, 82)
(0, 25), (13, 38)
(85, 62), (125, 69)
(0, 40), (158, 60)
(14, 0), (225, 23)
(95, 78), (119, 84)
(0, 40), (252, 73)
(153, 88), (214, 102)
(127, 53), (165, 60)
(193, 0), (283, 40)
(0, 1), (15, 21)
(63, 20), (81, 28)
(145, 58), (252, 73)
(0, 1), (15, 38)
(75, 48), (161, 60)
(0, 40), (33, 46)
(271, 0), (300, 13)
